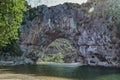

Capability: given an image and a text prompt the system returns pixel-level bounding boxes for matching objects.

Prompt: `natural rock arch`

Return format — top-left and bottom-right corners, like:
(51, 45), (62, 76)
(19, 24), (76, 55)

(19, 1), (120, 67)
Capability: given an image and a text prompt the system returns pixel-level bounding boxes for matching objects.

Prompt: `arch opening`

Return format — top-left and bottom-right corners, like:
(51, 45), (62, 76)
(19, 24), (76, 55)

(37, 38), (80, 63)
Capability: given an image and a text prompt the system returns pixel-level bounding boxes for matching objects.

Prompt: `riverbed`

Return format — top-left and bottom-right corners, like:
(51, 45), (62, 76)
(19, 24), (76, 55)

(0, 63), (120, 80)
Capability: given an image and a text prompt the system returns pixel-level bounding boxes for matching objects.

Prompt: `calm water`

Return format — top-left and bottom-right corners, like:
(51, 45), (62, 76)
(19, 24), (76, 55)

(0, 63), (120, 80)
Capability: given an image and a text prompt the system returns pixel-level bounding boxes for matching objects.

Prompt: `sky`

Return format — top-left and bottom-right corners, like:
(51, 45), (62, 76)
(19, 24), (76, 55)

(26, 0), (88, 7)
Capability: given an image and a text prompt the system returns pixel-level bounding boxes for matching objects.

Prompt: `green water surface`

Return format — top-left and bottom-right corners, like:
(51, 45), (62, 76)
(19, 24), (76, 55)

(0, 63), (120, 80)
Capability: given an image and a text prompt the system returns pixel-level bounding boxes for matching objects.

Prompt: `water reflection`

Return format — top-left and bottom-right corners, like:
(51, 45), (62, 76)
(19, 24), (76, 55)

(0, 63), (120, 80)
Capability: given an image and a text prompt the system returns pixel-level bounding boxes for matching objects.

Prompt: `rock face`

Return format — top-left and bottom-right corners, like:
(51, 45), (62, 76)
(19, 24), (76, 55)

(19, 0), (120, 67)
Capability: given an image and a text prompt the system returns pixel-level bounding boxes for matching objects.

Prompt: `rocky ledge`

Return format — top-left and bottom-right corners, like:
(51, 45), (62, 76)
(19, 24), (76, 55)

(18, 0), (120, 67)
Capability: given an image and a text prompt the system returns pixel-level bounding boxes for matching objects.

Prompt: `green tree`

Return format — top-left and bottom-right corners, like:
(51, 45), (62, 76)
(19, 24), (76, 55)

(0, 0), (26, 46)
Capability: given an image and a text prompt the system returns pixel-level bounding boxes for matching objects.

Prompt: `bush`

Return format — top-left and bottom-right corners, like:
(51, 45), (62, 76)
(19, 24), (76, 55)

(39, 53), (64, 63)
(0, 40), (23, 56)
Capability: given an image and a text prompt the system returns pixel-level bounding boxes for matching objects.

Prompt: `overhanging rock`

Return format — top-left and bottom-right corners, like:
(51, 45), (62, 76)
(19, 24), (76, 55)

(19, 1), (120, 67)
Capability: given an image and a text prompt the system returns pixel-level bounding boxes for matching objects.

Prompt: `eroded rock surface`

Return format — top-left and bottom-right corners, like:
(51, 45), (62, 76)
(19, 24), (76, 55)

(19, 0), (120, 67)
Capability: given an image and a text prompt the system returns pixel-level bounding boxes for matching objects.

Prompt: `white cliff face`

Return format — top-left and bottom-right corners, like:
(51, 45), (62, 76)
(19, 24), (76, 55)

(26, 0), (88, 7)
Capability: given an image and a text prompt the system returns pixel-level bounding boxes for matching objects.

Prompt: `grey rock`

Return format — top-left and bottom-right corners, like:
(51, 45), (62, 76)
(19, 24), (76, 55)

(18, 0), (120, 67)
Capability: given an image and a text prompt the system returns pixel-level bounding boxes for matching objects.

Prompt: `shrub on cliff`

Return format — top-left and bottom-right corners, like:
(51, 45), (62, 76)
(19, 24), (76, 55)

(0, 0), (26, 46)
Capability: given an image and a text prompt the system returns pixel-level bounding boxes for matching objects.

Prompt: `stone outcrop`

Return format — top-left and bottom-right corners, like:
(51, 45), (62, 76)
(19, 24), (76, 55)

(19, 0), (120, 67)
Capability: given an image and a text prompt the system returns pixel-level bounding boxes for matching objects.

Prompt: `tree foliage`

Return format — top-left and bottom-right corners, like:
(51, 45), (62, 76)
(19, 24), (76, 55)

(46, 38), (77, 54)
(0, 40), (23, 56)
(0, 0), (26, 46)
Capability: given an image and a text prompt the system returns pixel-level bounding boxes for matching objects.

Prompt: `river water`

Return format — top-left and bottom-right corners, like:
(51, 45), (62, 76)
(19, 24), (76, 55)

(0, 63), (120, 80)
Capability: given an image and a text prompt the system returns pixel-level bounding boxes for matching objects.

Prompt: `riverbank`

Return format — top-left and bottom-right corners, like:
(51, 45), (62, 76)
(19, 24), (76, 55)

(0, 74), (73, 80)
(0, 60), (120, 69)
(37, 62), (84, 67)
(0, 57), (34, 66)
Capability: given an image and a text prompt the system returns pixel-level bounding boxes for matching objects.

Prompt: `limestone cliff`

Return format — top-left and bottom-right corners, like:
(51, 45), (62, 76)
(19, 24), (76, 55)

(19, 0), (120, 67)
